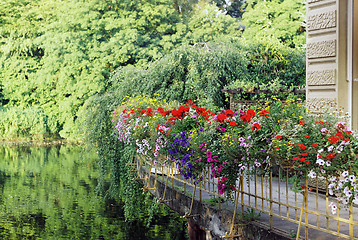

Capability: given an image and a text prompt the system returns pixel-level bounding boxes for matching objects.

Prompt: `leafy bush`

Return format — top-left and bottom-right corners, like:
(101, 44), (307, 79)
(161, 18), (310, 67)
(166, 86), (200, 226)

(0, 107), (51, 140)
(110, 39), (305, 111)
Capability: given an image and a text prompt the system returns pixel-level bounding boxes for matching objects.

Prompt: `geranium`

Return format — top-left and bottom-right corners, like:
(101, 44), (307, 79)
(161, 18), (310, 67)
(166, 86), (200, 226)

(216, 114), (227, 123)
(259, 109), (270, 117)
(251, 122), (261, 131)
(229, 121), (237, 126)
(275, 135), (282, 140)
(113, 96), (358, 208)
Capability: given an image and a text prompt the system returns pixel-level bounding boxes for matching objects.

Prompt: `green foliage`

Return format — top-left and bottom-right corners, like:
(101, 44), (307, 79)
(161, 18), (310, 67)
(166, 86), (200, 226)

(184, 2), (242, 44)
(80, 92), (149, 221)
(0, 106), (52, 140)
(110, 40), (305, 110)
(0, 0), (244, 139)
(241, 0), (306, 47)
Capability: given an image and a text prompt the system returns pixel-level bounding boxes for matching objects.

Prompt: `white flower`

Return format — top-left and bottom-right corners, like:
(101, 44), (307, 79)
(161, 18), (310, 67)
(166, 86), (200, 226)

(328, 145), (334, 152)
(342, 171), (349, 177)
(329, 202), (337, 214)
(353, 197), (358, 205)
(341, 198), (349, 205)
(308, 170), (316, 178)
(316, 158), (325, 166)
(326, 160), (331, 167)
(349, 175), (356, 182)
(318, 148), (324, 153)
(321, 169), (326, 174)
(329, 189), (334, 195)
(343, 140), (350, 145)
(345, 190), (352, 198)
(329, 176), (336, 182)
(321, 128), (329, 134)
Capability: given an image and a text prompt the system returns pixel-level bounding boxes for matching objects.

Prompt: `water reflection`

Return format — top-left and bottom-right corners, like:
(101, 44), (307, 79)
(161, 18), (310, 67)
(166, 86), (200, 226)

(0, 145), (188, 239)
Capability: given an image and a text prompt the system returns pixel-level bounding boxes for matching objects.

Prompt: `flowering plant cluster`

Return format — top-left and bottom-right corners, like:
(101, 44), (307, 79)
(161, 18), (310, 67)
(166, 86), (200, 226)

(113, 96), (358, 212)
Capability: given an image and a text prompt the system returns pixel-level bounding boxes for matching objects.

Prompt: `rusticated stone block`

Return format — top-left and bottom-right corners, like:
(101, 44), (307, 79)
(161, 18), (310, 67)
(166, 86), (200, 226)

(308, 0), (323, 3)
(306, 97), (336, 112)
(307, 10), (336, 31)
(307, 40), (336, 59)
(307, 69), (336, 86)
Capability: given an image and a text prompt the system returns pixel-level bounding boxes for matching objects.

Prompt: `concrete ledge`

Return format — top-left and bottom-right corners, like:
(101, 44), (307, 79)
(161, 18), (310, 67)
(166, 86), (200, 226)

(139, 167), (295, 240)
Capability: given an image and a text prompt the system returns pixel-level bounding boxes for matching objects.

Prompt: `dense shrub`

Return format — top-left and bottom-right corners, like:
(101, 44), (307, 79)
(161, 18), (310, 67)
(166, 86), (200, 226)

(110, 39), (305, 110)
(0, 107), (51, 140)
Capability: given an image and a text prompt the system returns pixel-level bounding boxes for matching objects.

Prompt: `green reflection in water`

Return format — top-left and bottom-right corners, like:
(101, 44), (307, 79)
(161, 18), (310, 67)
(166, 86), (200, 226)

(0, 146), (187, 239)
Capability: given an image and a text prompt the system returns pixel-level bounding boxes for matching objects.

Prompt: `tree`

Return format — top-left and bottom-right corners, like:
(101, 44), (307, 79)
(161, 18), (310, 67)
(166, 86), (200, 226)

(213, 0), (246, 18)
(241, 0), (306, 48)
(0, 0), (243, 139)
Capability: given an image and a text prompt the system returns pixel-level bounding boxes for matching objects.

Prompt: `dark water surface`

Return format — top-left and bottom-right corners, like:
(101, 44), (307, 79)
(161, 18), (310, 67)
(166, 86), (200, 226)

(0, 145), (188, 239)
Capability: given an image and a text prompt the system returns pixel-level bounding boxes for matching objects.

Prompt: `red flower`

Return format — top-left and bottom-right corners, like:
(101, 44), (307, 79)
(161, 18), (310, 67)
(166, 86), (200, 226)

(311, 143), (318, 147)
(140, 110), (146, 115)
(247, 109), (255, 117)
(299, 120), (305, 125)
(346, 131), (352, 135)
(216, 114), (227, 123)
(196, 107), (207, 116)
(259, 109), (270, 117)
(335, 132), (344, 139)
(304, 135), (310, 139)
(302, 153), (308, 156)
(326, 153), (335, 159)
(316, 121), (324, 125)
(251, 122), (261, 131)
(241, 114), (252, 122)
(229, 121), (237, 126)
(328, 136), (339, 144)
(275, 135), (282, 140)
(185, 100), (193, 106)
(297, 144), (307, 150)
(293, 157), (299, 161)
(225, 110), (235, 117)
(344, 138), (350, 142)
(146, 108), (153, 116)
(300, 158), (306, 162)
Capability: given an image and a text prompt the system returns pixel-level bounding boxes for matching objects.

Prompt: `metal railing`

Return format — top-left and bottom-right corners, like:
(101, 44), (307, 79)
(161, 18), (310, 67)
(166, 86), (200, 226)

(133, 155), (358, 239)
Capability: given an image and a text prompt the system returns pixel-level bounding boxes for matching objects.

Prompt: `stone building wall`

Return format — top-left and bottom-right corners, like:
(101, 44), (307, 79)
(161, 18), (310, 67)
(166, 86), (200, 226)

(306, 0), (358, 128)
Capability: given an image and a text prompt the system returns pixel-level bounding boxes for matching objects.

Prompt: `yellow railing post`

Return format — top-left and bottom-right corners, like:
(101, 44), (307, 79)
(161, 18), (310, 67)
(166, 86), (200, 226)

(269, 171), (273, 229)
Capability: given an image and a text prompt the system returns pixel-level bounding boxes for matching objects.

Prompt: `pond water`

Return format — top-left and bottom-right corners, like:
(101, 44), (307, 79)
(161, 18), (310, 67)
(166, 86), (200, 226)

(0, 145), (188, 239)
